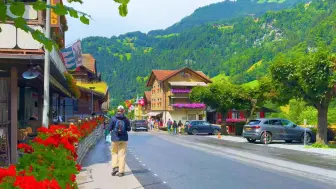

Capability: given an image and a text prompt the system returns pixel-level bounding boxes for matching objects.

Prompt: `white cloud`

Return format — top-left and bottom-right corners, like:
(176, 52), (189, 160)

(64, 0), (224, 45)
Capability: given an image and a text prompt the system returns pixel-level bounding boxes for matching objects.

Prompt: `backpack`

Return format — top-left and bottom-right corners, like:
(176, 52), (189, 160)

(114, 119), (126, 135)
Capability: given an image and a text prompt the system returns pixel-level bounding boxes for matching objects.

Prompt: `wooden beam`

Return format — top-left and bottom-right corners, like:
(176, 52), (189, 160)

(10, 67), (18, 164)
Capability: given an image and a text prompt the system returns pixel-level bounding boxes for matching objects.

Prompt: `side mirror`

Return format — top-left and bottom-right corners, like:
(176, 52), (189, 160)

(293, 124), (297, 127)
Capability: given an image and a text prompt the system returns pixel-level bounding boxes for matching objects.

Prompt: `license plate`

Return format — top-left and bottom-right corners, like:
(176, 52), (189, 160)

(245, 128), (252, 131)
(139, 127), (145, 129)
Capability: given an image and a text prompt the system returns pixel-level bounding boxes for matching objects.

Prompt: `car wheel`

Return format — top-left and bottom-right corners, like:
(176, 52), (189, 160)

(212, 129), (219, 135)
(146, 129), (148, 132)
(247, 138), (256, 143)
(285, 140), (292, 143)
(192, 129), (198, 135)
(300, 132), (312, 144)
(260, 132), (272, 144)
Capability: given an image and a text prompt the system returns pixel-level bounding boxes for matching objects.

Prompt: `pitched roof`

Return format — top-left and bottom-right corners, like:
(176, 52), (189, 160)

(152, 70), (178, 81)
(146, 67), (211, 86)
(144, 91), (151, 101)
(82, 54), (96, 74)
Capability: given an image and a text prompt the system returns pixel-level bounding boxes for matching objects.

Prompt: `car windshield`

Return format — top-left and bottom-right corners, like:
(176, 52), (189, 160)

(247, 120), (261, 125)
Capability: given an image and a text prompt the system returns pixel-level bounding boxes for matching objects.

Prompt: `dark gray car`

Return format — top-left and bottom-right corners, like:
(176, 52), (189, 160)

(186, 120), (220, 135)
(242, 118), (313, 144)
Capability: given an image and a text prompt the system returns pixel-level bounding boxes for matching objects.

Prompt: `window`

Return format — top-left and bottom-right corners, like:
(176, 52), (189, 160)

(265, 120), (281, 125)
(255, 112), (260, 118)
(248, 120), (261, 125)
(232, 112), (239, 119)
(188, 114), (196, 120)
(281, 120), (292, 127)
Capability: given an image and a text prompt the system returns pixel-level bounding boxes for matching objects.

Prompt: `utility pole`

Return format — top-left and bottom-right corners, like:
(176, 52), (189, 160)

(42, 0), (51, 127)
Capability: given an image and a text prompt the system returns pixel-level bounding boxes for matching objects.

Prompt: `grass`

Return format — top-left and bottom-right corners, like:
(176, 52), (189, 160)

(241, 80), (259, 89)
(247, 60), (263, 72)
(76, 81), (108, 95)
(212, 73), (230, 82)
(305, 142), (336, 149)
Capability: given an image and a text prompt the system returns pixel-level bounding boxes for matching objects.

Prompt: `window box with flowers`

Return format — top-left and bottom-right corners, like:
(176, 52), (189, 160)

(172, 103), (206, 109)
(171, 88), (192, 94)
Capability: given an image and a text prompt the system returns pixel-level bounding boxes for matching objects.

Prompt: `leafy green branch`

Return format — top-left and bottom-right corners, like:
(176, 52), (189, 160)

(0, 0), (130, 51)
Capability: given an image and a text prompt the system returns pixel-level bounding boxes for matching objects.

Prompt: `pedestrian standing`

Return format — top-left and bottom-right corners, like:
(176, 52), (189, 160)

(151, 119), (154, 130)
(173, 120), (178, 135)
(178, 120), (183, 134)
(167, 119), (172, 134)
(108, 105), (131, 177)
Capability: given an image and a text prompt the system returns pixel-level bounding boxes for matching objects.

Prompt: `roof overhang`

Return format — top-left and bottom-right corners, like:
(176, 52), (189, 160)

(169, 82), (208, 87)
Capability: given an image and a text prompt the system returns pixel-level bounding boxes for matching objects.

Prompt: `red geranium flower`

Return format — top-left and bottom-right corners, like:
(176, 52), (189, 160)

(17, 143), (34, 153)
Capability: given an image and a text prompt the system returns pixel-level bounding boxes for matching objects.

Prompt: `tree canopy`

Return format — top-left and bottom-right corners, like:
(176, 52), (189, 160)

(269, 47), (336, 143)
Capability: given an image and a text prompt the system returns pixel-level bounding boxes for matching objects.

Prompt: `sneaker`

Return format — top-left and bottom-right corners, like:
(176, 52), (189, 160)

(117, 172), (124, 177)
(111, 168), (119, 176)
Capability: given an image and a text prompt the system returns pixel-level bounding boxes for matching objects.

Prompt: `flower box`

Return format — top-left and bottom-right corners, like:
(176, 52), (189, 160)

(172, 103), (206, 109)
(171, 88), (191, 94)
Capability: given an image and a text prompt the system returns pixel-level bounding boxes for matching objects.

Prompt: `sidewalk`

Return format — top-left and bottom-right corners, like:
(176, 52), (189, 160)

(77, 138), (143, 189)
(207, 135), (336, 156)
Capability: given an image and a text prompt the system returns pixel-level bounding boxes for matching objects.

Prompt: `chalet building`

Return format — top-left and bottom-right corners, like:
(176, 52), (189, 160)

(207, 107), (275, 135)
(0, 1), (74, 165)
(143, 91), (151, 116)
(71, 54), (108, 118)
(145, 67), (212, 125)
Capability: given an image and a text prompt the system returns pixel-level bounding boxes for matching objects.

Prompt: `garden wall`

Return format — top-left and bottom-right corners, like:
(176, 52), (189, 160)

(76, 124), (104, 164)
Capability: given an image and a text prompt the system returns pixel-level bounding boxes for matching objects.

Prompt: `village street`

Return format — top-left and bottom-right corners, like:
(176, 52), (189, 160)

(77, 131), (336, 189)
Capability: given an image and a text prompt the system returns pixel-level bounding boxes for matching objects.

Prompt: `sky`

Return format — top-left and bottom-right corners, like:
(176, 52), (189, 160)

(64, 0), (224, 45)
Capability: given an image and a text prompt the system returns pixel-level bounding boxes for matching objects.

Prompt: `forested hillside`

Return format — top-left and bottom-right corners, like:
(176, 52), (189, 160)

(81, 0), (336, 102)
(161, 0), (308, 34)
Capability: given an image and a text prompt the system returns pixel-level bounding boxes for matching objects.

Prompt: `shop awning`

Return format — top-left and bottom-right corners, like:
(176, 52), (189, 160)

(169, 82), (208, 87)
(147, 112), (162, 116)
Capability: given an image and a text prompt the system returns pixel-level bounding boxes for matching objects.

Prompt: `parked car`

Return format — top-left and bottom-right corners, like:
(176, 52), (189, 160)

(242, 118), (314, 144)
(186, 120), (220, 135)
(131, 120), (148, 132)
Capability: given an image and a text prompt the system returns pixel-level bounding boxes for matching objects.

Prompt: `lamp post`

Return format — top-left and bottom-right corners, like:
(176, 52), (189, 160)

(89, 87), (95, 114)
(42, 0), (51, 127)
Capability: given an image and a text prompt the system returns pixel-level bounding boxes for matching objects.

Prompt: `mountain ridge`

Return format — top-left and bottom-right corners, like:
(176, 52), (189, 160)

(81, 0), (335, 103)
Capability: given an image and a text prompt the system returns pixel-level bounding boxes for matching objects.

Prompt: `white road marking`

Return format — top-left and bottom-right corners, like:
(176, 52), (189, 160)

(163, 181), (167, 184)
(154, 173), (158, 176)
(143, 164), (146, 166)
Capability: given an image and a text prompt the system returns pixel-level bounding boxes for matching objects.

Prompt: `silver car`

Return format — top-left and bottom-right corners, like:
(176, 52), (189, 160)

(242, 118), (313, 144)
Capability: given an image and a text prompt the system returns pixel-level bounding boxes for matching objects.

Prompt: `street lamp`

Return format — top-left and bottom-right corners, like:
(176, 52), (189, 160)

(89, 87), (95, 114)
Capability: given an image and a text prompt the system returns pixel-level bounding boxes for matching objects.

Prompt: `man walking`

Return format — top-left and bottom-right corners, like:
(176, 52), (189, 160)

(108, 105), (131, 177)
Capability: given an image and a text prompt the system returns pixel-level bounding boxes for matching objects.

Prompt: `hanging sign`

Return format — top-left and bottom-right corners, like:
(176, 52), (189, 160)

(51, 0), (60, 27)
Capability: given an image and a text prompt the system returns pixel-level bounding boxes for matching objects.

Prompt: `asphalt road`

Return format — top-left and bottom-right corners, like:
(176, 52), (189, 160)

(127, 132), (336, 189)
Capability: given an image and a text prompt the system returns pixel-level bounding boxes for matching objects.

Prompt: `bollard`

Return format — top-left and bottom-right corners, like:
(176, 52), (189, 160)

(217, 132), (222, 139)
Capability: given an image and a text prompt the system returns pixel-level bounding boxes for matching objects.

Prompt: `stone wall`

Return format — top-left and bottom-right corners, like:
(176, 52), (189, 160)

(76, 124), (104, 164)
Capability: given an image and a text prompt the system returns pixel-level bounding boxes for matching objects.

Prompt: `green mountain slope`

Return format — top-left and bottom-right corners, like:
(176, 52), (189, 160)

(81, 0), (336, 103)
(161, 0), (308, 34)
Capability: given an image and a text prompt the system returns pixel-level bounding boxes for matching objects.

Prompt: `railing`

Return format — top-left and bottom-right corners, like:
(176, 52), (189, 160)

(50, 48), (66, 75)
